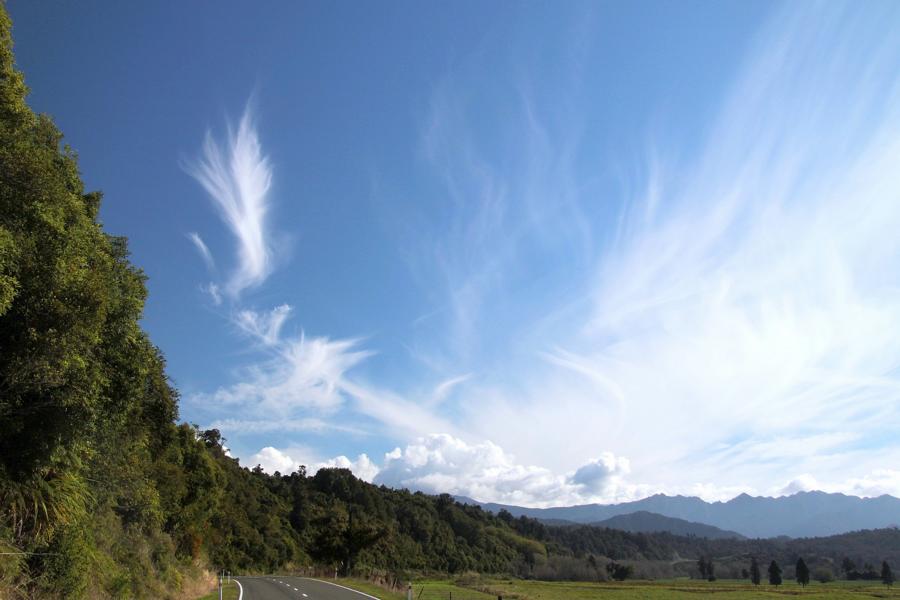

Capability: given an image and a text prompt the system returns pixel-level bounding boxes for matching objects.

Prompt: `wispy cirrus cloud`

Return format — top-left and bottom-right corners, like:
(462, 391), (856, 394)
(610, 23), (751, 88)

(184, 103), (380, 445)
(187, 231), (216, 272)
(195, 305), (372, 416)
(184, 103), (273, 299)
(400, 2), (900, 501)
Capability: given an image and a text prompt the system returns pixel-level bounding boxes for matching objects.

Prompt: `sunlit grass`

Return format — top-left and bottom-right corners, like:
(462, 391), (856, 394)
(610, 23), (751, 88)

(321, 577), (900, 600)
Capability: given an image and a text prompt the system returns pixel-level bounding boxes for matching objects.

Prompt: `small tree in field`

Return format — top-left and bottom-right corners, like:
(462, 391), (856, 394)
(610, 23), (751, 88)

(750, 558), (761, 586)
(698, 557), (708, 580)
(796, 558), (810, 587)
(768, 560), (783, 586)
(814, 567), (833, 583)
(883, 561), (894, 587)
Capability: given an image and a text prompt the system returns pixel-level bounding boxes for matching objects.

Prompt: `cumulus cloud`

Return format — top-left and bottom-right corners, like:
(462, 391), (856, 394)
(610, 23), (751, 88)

(374, 434), (636, 506)
(251, 446), (301, 475)
(249, 446), (379, 482)
(568, 453), (630, 495)
(185, 103), (273, 298)
(318, 453), (380, 482)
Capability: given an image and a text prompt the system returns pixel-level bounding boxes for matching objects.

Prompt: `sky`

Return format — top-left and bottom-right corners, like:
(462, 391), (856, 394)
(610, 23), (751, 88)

(9, 1), (900, 506)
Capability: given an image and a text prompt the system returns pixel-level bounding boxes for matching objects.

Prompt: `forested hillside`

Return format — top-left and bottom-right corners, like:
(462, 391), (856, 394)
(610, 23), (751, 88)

(1, 6), (899, 598)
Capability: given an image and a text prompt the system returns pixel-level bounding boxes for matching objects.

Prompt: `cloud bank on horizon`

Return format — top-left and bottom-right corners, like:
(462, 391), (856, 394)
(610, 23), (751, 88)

(184, 1), (900, 506)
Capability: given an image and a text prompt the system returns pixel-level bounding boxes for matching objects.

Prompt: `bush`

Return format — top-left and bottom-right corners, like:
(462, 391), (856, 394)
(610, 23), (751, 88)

(815, 567), (834, 583)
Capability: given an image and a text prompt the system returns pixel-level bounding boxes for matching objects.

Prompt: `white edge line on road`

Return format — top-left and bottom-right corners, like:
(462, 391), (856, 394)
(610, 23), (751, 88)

(306, 577), (381, 600)
(235, 578), (243, 600)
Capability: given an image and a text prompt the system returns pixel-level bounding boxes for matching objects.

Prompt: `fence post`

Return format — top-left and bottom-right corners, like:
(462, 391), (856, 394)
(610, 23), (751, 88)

(406, 582), (412, 600)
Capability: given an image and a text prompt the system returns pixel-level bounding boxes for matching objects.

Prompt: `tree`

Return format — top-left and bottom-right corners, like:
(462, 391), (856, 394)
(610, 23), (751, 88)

(796, 557), (809, 586)
(706, 558), (716, 581)
(606, 561), (634, 581)
(698, 556), (708, 579)
(768, 560), (783, 586)
(587, 554), (602, 582)
(750, 557), (761, 586)
(884, 561), (895, 587)
(842, 557), (857, 577)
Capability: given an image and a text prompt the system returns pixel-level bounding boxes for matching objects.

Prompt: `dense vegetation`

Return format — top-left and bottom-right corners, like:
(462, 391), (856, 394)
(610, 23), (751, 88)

(0, 6), (898, 598)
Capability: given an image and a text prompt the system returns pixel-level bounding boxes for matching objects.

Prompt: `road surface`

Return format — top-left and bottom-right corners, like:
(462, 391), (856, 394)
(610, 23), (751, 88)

(235, 576), (383, 600)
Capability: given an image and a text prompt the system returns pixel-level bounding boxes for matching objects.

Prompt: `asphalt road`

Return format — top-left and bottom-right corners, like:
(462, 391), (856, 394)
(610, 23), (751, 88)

(235, 576), (383, 600)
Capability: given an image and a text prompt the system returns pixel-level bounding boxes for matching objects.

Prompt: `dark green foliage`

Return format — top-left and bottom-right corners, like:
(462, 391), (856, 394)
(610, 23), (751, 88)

(605, 561), (633, 581)
(884, 561), (894, 587)
(795, 557), (809, 586)
(750, 557), (761, 585)
(697, 556), (714, 580)
(768, 560), (782, 586)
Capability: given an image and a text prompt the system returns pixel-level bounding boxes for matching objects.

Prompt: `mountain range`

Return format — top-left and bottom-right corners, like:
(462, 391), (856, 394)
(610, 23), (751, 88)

(456, 491), (900, 538)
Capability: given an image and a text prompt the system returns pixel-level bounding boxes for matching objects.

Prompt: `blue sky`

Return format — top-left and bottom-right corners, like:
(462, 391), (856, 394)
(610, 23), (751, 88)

(10, 1), (900, 505)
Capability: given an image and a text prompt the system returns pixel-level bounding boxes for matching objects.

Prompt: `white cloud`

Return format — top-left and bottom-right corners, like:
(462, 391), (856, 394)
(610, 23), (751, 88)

(373, 434), (636, 506)
(197, 330), (371, 416)
(248, 446), (379, 482)
(568, 453), (630, 496)
(185, 103), (273, 298)
(319, 454), (380, 483)
(250, 446), (301, 475)
(187, 231), (216, 271)
(234, 304), (292, 346)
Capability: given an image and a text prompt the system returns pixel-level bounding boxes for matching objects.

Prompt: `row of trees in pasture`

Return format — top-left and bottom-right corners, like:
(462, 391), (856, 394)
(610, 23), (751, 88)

(733, 556), (894, 587)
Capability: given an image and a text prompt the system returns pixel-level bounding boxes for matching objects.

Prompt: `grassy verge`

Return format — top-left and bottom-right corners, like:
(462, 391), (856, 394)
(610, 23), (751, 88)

(335, 577), (407, 600)
(195, 579), (241, 600)
(411, 579), (497, 600)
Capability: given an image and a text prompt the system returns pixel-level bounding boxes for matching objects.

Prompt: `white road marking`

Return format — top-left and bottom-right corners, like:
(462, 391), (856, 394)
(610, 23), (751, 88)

(303, 594), (308, 598)
(235, 578), (243, 600)
(304, 578), (380, 599)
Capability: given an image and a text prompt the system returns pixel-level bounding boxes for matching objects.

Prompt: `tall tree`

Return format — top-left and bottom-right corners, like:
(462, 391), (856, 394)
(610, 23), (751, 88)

(750, 557), (761, 585)
(884, 561), (895, 587)
(796, 557), (810, 586)
(698, 556), (708, 579)
(768, 560), (783, 586)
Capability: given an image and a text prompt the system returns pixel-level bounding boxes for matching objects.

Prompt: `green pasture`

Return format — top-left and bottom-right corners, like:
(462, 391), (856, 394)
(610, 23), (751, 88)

(337, 578), (900, 600)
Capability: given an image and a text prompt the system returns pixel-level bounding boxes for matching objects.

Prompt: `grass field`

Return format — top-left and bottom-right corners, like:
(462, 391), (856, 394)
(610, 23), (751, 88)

(306, 577), (900, 600)
(470, 578), (900, 599)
